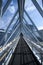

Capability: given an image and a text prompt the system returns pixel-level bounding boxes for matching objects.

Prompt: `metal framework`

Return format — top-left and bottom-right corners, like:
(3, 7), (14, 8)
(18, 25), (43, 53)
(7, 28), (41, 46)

(17, 0), (25, 32)
(22, 25), (37, 42)
(0, 10), (18, 45)
(24, 10), (43, 41)
(42, 0), (43, 6)
(0, 0), (43, 48)
(4, 18), (19, 44)
(31, 0), (43, 17)
(0, 0), (2, 16)
(22, 21), (40, 44)
(0, 0), (43, 64)
(2, 0), (12, 16)
(23, 17), (41, 41)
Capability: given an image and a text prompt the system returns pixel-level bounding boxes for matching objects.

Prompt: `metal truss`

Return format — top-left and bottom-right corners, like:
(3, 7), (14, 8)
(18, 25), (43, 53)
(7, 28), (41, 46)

(0, 10), (18, 45)
(31, 0), (43, 17)
(24, 10), (43, 41)
(2, 0), (12, 16)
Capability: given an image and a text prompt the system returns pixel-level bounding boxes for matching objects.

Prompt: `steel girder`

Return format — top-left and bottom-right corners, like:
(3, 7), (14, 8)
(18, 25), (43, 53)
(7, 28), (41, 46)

(22, 28), (32, 41)
(23, 17), (41, 41)
(2, 0), (12, 16)
(24, 10), (43, 40)
(23, 17), (33, 28)
(31, 0), (43, 17)
(42, 0), (43, 6)
(18, 0), (25, 21)
(0, 0), (2, 16)
(0, 10), (18, 45)
(22, 25), (37, 42)
(22, 23), (37, 42)
(4, 18), (19, 45)
(3, 23), (20, 46)
(22, 21), (40, 44)
(17, 0), (25, 32)
(11, 18), (19, 32)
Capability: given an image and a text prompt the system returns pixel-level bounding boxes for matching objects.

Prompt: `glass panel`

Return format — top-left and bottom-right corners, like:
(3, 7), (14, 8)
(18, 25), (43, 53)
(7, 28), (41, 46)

(8, 13), (19, 31)
(36, 0), (43, 10)
(2, 0), (8, 7)
(0, 0), (19, 46)
(25, 0), (43, 30)
(23, 12), (40, 37)
(24, 12), (32, 25)
(2, 0), (8, 8)
(0, 0), (18, 30)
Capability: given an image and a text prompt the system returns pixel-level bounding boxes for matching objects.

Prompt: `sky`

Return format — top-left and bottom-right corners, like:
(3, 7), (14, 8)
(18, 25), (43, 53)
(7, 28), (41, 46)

(0, 0), (18, 30)
(0, 0), (43, 30)
(25, 0), (43, 30)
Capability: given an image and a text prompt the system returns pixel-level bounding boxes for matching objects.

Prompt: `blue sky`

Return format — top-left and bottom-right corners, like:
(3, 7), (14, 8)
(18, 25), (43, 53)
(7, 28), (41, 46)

(0, 0), (18, 30)
(25, 0), (43, 30)
(0, 0), (43, 30)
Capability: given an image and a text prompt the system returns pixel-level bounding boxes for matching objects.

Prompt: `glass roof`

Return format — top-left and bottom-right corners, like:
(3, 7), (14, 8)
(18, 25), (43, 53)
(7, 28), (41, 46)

(8, 13), (19, 31)
(25, 0), (43, 30)
(0, 0), (43, 41)
(0, 0), (18, 30)
(0, 0), (43, 63)
(24, 12), (32, 25)
(36, 0), (43, 10)
(0, 0), (43, 30)
(2, 0), (8, 8)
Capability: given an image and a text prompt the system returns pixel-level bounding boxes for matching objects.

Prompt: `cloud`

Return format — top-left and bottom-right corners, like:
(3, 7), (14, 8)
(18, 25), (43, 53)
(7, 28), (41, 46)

(38, 26), (43, 30)
(25, 0), (36, 12)
(8, 6), (15, 14)
(10, 1), (13, 5)
(26, 6), (36, 12)
(0, 19), (6, 29)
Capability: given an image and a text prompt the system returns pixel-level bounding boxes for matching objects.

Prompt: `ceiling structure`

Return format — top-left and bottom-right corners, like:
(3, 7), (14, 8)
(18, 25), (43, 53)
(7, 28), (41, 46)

(0, 0), (43, 43)
(0, 0), (43, 64)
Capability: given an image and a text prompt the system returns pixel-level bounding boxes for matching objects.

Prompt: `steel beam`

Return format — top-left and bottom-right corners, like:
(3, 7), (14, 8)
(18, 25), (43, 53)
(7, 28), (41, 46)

(22, 22), (40, 45)
(2, 0), (12, 16)
(24, 10), (43, 40)
(4, 18), (19, 44)
(17, 0), (25, 33)
(0, 0), (2, 16)
(4, 23), (20, 46)
(22, 25), (37, 42)
(11, 18), (19, 32)
(31, 0), (43, 17)
(18, 0), (25, 20)
(42, 0), (43, 7)
(23, 17), (40, 38)
(23, 17), (32, 26)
